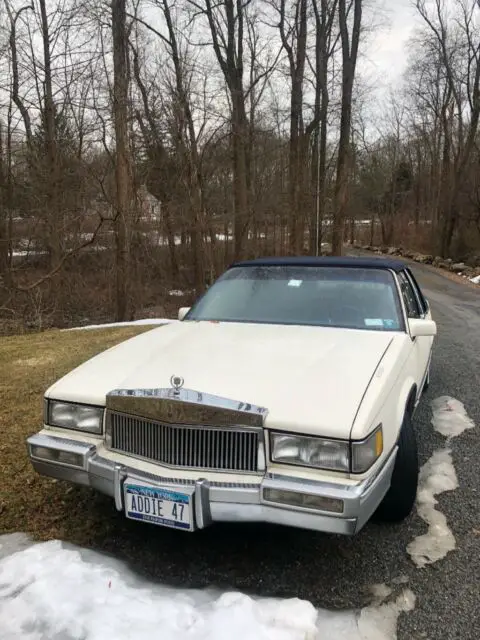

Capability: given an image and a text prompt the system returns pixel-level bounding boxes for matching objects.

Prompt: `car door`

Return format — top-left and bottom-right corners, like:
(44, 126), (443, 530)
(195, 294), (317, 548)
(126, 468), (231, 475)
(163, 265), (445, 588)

(397, 269), (432, 392)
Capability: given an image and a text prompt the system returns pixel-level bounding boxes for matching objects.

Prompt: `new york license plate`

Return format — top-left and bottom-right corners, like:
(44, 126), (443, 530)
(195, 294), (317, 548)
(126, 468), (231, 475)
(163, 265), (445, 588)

(124, 482), (193, 530)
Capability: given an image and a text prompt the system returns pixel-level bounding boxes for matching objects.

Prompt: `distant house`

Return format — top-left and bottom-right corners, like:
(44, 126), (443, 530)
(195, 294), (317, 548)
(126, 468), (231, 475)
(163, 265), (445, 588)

(138, 185), (162, 222)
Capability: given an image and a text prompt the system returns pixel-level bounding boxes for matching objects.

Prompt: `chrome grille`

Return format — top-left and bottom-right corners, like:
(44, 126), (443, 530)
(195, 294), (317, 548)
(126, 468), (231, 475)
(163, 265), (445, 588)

(107, 411), (260, 472)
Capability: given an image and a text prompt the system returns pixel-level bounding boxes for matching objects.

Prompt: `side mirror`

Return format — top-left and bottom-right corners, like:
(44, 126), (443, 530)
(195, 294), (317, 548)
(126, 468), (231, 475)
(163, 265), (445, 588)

(178, 307), (191, 321)
(408, 318), (437, 338)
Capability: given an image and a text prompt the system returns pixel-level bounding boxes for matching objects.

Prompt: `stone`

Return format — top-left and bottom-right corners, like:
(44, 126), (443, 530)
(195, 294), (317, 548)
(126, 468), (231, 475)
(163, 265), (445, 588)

(452, 262), (467, 272)
(413, 254), (434, 264)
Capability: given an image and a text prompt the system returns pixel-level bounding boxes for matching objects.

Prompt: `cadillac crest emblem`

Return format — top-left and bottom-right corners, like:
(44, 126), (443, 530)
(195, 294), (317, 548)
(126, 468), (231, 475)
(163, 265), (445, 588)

(170, 375), (184, 394)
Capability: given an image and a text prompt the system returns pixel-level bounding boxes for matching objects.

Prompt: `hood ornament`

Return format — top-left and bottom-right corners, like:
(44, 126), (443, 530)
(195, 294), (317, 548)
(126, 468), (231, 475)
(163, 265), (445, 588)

(170, 375), (184, 395)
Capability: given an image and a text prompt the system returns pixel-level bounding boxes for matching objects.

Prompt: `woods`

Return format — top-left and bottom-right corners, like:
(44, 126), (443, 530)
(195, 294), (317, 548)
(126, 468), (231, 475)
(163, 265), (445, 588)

(0, 0), (479, 332)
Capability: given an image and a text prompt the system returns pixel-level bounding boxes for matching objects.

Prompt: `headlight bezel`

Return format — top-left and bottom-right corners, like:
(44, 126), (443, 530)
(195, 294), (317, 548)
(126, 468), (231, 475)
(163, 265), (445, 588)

(270, 432), (350, 472)
(269, 424), (383, 474)
(351, 424), (383, 473)
(45, 399), (104, 435)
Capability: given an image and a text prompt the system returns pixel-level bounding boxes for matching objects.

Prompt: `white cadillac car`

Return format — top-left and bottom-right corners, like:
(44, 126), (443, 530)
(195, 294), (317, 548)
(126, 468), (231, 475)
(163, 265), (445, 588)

(27, 256), (436, 535)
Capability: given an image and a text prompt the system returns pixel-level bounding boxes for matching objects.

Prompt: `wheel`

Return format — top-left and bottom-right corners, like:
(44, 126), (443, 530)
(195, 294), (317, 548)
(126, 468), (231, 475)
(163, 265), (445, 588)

(375, 413), (419, 523)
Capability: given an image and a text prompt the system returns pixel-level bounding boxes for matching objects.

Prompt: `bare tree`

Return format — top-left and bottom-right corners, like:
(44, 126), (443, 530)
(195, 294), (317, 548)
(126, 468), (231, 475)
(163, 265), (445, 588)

(310, 0), (338, 255)
(188, 0), (250, 258)
(112, 0), (133, 320)
(132, 0), (206, 293)
(276, 0), (307, 254)
(331, 0), (362, 255)
(415, 0), (480, 255)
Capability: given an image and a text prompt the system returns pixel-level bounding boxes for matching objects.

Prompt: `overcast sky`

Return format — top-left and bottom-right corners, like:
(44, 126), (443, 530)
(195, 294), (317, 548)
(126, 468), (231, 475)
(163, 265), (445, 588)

(353, 0), (424, 132)
(362, 0), (420, 92)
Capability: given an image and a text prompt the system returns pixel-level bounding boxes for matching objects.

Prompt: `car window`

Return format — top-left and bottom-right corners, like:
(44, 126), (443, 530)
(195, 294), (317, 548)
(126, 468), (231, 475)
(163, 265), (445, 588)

(406, 269), (428, 314)
(187, 266), (405, 331)
(397, 271), (421, 318)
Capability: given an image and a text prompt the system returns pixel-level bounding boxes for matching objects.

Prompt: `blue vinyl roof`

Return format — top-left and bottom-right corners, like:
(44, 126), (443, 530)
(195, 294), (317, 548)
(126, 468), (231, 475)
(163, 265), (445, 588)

(231, 255), (407, 272)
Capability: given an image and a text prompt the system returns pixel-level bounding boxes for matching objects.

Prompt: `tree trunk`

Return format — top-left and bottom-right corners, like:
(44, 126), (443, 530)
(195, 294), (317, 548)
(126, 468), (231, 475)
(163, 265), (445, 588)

(282, 0), (307, 255)
(39, 0), (61, 271)
(332, 0), (362, 256)
(231, 91), (250, 258)
(163, 205), (179, 278)
(112, 0), (132, 321)
(161, 0), (205, 293)
(0, 121), (7, 276)
(202, 0), (250, 260)
(309, 0), (334, 255)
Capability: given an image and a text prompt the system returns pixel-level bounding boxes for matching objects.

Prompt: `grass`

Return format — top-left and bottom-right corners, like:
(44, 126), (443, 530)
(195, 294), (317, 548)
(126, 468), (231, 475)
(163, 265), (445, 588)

(0, 324), (331, 596)
(0, 323), (404, 604)
(0, 325), (155, 543)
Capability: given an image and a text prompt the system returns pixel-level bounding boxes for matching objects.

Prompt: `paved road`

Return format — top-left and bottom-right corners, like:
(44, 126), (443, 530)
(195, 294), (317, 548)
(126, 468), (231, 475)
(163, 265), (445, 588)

(95, 260), (480, 639)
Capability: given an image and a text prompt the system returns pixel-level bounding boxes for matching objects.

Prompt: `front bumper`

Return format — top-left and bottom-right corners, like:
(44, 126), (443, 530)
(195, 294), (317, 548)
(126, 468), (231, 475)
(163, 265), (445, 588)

(27, 432), (397, 535)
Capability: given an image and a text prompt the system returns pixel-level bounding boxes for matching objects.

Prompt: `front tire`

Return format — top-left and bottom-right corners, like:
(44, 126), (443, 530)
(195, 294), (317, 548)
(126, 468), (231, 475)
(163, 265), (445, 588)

(375, 413), (419, 523)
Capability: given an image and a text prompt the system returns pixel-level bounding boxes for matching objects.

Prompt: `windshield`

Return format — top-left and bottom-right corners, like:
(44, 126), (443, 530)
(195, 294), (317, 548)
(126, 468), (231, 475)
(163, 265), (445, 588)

(187, 265), (404, 331)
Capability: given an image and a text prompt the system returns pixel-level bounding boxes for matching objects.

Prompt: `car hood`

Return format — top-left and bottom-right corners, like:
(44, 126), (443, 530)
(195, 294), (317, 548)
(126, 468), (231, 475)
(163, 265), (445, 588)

(46, 321), (395, 438)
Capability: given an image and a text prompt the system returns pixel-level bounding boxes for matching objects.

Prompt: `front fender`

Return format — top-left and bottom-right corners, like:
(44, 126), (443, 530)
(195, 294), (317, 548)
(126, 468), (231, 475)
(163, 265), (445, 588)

(395, 376), (417, 437)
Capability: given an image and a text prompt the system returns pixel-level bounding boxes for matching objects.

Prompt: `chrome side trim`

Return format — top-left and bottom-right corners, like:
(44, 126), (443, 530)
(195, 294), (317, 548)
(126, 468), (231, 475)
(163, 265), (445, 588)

(389, 268), (409, 333)
(106, 388), (268, 428)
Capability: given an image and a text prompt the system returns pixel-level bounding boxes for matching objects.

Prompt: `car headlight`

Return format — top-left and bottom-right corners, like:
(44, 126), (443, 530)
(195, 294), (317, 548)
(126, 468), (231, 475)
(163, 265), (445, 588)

(46, 400), (104, 434)
(270, 424), (383, 473)
(351, 424), (383, 473)
(270, 433), (350, 472)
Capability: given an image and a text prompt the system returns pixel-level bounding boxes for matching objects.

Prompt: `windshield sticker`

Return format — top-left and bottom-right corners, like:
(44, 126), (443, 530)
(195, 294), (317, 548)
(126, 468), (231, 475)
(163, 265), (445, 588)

(383, 319), (397, 329)
(288, 279), (303, 287)
(364, 318), (384, 327)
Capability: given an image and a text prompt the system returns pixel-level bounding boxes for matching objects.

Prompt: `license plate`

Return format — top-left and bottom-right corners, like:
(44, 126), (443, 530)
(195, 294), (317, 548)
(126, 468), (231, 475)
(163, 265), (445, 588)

(124, 482), (193, 530)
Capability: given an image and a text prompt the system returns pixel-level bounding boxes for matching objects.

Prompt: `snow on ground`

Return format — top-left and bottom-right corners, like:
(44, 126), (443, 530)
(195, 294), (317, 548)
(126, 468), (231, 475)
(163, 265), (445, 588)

(406, 396), (475, 568)
(406, 449), (458, 568)
(63, 318), (174, 331)
(12, 249), (48, 257)
(0, 535), (413, 640)
(430, 396), (475, 439)
(470, 274), (480, 285)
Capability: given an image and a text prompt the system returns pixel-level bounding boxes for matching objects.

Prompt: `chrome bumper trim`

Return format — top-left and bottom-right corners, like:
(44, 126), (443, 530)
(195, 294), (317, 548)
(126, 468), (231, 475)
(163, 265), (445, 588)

(27, 432), (397, 535)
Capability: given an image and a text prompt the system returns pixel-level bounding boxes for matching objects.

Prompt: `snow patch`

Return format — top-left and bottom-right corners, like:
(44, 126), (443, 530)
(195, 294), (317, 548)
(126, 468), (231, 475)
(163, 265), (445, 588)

(407, 396), (475, 568)
(357, 588), (415, 640)
(12, 249), (47, 257)
(0, 538), (413, 640)
(0, 533), (32, 561)
(63, 318), (173, 331)
(406, 449), (458, 568)
(431, 396), (475, 439)
(470, 274), (480, 285)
